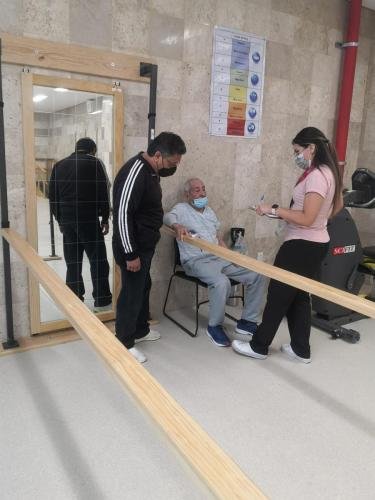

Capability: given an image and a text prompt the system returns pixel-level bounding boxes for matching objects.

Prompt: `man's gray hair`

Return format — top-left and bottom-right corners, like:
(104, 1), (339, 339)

(183, 178), (202, 193)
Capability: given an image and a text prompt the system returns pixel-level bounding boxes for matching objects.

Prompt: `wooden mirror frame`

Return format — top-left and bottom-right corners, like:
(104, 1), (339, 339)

(22, 73), (124, 334)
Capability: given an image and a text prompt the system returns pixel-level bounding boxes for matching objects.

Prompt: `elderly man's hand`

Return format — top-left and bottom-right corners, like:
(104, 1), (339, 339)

(172, 223), (189, 240)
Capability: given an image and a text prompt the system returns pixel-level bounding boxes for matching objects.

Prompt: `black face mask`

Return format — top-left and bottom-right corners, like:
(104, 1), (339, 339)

(158, 166), (177, 177)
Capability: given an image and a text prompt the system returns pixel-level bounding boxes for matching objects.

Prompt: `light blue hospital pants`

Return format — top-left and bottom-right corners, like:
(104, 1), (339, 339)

(183, 255), (266, 327)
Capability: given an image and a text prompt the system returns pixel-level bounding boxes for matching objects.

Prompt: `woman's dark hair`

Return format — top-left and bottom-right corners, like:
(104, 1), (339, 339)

(147, 131), (186, 157)
(292, 127), (342, 212)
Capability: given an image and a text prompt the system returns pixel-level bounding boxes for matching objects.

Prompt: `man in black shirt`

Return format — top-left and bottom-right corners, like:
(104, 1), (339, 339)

(113, 132), (186, 362)
(49, 137), (112, 309)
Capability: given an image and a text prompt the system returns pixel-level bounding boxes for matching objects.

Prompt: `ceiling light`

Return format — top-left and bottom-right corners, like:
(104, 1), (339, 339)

(54, 87), (69, 92)
(89, 110), (103, 115)
(33, 94), (48, 103)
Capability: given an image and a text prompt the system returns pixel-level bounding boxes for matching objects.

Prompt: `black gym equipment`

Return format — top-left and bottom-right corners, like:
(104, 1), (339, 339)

(312, 168), (375, 343)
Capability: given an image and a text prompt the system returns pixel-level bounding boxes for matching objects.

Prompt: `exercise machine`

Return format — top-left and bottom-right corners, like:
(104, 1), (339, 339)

(312, 168), (375, 343)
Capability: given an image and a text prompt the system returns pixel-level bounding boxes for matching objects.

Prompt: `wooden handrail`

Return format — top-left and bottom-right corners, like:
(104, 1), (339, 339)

(162, 226), (375, 319)
(1, 228), (266, 500)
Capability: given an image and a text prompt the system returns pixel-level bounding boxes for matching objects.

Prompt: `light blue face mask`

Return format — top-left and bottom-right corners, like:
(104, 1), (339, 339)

(192, 196), (208, 209)
(294, 152), (311, 170)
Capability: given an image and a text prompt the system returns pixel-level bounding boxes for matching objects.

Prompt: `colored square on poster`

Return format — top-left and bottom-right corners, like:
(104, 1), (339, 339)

(232, 39), (250, 56)
(231, 56), (249, 71)
(230, 69), (248, 87)
(229, 85), (247, 103)
(228, 102), (246, 119)
(227, 118), (245, 136)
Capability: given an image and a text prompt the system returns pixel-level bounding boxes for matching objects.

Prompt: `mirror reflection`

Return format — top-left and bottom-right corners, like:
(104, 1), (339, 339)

(33, 85), (114, 322)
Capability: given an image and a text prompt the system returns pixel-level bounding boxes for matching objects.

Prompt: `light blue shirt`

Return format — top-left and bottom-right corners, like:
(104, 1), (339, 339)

(163, 202), (220, 264)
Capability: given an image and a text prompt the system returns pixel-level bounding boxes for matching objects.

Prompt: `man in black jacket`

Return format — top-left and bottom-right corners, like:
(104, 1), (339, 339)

(113, 132), (186, 362)
(49, 137), (112, 310)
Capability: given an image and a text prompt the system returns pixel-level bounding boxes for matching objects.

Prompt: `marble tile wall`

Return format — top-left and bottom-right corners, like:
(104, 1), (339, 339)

(1, 0), (375, 340)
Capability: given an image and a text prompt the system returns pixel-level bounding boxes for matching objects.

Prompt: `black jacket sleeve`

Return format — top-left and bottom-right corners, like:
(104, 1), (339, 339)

(115, 165), (146, 261)
(96, 159), (110, 224)
(48, 164), (60, 223)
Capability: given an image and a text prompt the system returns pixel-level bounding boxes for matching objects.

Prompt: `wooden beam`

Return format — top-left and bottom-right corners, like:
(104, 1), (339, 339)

(1, 228), (266, 500)
(1, 33), (151, 83)
(0, 330), (80, 357)
(162, 226), (375, 319)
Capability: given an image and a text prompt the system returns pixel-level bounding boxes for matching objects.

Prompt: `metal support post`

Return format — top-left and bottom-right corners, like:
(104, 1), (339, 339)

(0, 38), (19, 349)
(140, 62), (158, 145)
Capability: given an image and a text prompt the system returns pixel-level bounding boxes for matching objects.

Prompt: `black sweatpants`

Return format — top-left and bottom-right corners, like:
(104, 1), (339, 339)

(61, 221), (112, 307)
(250, 239), (329, 358)
(115, 250), (154, 349)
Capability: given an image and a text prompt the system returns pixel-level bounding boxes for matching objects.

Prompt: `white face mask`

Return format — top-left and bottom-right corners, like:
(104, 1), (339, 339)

(294, 152), (311, 170)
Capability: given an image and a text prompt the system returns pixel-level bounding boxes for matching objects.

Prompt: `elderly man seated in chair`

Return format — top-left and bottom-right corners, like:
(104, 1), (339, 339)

(164, 177), (265, 347)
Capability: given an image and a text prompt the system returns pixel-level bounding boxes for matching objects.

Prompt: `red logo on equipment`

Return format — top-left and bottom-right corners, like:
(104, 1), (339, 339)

(332, 245), (356, 256)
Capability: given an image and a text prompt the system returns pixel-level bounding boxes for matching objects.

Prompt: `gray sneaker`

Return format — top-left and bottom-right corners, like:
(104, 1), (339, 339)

(135, 330), (161, 343)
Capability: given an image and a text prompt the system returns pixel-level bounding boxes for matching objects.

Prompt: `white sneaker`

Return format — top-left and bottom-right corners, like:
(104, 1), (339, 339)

(129, 347), (147, 363)
(134, 330), (161, 343)
(281, 344), (311, 364)
(232, 340), (267, 359)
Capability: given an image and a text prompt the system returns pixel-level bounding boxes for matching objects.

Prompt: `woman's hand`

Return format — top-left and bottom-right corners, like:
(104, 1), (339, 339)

(256, 203), (272, 216)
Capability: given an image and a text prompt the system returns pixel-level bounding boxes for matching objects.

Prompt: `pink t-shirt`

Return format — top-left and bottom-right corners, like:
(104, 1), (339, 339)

(284, 165), (335, 243)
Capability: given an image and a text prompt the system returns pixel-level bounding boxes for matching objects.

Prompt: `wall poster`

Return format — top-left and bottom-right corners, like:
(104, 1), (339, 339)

(209, 26), (266, 138)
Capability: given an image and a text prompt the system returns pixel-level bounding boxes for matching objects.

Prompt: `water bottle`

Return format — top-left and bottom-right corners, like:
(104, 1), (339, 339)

(233, 233), (247, 254)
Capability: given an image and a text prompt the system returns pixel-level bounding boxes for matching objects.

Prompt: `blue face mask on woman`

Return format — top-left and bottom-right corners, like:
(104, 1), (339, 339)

(192, 196), (208, 209)
(294, 152), (311, 170)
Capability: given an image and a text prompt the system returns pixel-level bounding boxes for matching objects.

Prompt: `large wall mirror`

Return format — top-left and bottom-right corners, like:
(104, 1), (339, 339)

(22, 74), (124, 334)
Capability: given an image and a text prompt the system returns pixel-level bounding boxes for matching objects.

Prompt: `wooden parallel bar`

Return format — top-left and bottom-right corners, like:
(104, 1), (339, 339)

(162, 226), (375, 319)
(1, 228), (266, 500)
(0, 33), (150, 83)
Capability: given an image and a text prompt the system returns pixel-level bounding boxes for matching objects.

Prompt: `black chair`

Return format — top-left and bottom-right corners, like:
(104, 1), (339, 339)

(163, 240), (244, 337)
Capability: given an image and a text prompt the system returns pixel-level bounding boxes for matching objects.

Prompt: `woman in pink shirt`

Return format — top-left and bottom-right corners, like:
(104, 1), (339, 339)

(233, 127), (343, 363)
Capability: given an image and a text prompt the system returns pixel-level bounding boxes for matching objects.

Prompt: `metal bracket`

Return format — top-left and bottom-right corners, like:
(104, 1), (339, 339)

(112, 80), (121, 92)
(22, 67), (31, 73)
(335, 41), (359, 49)
(140, 62), (154, 78)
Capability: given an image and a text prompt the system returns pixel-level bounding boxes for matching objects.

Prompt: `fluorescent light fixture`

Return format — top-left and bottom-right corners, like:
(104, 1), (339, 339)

(33, 94), (48, 103)
(102, 99), (113, 105)
(89, 109), (103, 115)
(54, 87), (69, 92)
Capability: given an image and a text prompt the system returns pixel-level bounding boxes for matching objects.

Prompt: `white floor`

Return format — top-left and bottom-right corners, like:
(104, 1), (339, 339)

(1, 306), (374, 499)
